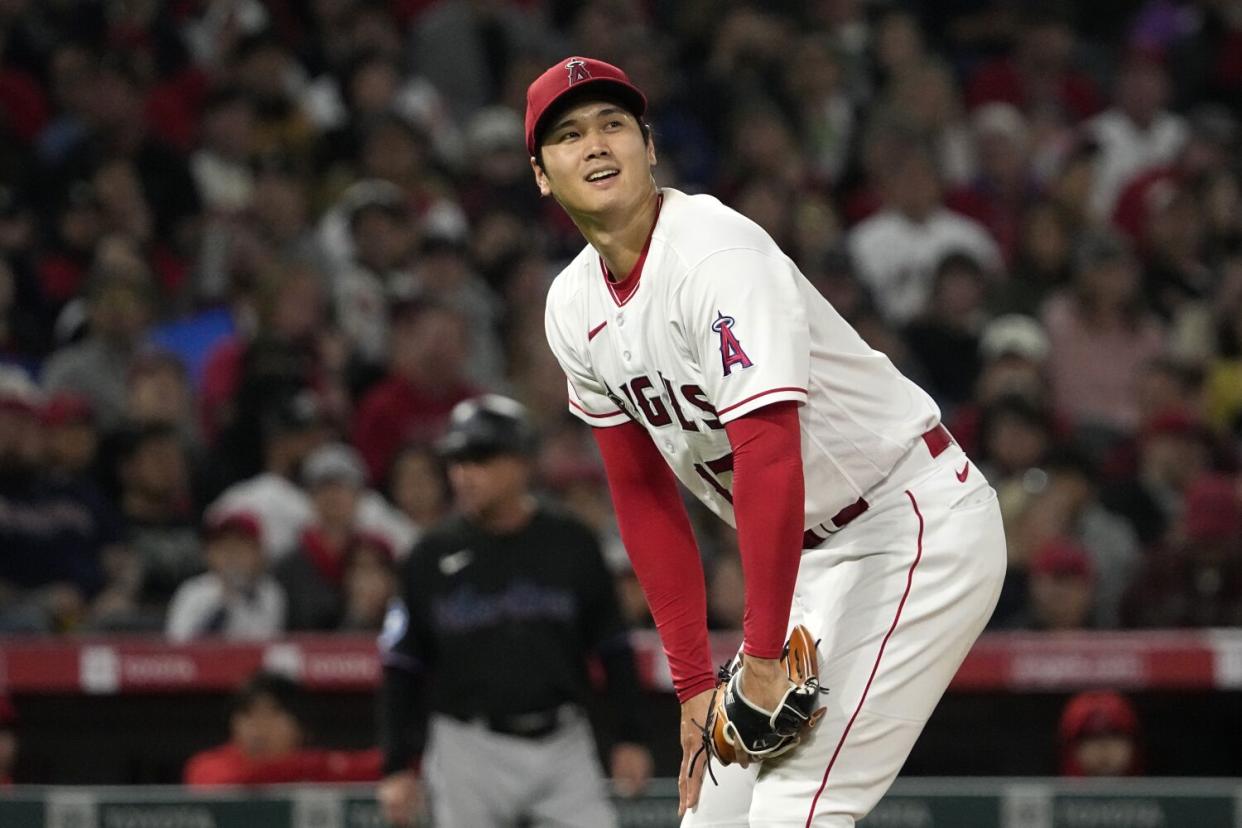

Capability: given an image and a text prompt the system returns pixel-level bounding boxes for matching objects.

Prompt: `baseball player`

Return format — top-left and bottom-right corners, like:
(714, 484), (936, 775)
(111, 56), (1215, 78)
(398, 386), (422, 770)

(529, 56), (1008, 826)
(375, 395), (652, 827)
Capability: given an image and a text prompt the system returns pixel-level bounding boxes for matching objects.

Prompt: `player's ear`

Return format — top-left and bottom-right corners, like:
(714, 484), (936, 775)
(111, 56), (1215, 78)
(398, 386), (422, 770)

(530, 156), (552, 197)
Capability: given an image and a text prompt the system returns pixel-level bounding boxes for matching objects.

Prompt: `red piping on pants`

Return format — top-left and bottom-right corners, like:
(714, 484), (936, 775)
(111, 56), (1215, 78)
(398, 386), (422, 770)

(804, 489), (926, 826)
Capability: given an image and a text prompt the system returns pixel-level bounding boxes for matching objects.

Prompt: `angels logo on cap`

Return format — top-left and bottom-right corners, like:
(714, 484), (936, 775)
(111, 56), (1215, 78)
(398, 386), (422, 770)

(565, 58), (590, 84)
(524, 56), (647, 155)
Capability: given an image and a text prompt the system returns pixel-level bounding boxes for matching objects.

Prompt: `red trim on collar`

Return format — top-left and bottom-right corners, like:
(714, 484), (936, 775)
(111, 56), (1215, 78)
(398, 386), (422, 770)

(600, 193), (663, 307)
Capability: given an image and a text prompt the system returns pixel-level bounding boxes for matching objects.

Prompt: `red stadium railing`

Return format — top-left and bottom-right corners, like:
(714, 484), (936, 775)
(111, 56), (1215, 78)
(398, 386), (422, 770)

(2, 629), (1237, 695)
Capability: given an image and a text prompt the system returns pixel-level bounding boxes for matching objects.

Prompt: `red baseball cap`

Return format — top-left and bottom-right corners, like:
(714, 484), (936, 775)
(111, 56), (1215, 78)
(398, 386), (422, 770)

(204, 509), (262, 543)
(525, 56), (647, 156)
(1059, 690), (1139, 743)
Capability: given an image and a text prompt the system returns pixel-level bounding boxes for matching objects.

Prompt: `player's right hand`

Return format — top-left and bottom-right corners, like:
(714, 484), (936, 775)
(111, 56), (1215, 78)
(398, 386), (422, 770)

(377, 769), (422, 827)
(678, 688), (717, 817)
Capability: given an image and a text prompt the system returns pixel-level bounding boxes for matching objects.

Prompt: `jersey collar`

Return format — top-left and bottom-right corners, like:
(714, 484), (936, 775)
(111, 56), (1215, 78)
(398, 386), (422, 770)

(599, 192), (663, 307)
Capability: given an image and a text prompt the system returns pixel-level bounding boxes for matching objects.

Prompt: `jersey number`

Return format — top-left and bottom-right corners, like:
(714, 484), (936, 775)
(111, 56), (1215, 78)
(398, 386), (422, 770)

(693, 452), (734, 503)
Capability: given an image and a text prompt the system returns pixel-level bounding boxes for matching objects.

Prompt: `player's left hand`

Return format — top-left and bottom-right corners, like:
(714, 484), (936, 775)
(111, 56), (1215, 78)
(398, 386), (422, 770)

(678, 688), (716, 817)
(703, 625), (828, 769)
(610, 741), (653, 797)
(740, 655), (794, 711)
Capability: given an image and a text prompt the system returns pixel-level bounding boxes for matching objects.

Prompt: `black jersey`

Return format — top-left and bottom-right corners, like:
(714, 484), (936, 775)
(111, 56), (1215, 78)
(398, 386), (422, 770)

(378, 505), (642, 772)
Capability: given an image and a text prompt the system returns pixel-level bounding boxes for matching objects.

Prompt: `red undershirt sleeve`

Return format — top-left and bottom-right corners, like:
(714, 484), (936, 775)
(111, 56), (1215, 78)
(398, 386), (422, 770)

(593, 421), (716, 702)
(723, 400), (805, 660)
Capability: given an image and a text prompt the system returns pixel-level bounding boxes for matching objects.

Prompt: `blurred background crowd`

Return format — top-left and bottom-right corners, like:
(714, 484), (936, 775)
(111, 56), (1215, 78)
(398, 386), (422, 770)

(1, 0), (1241, 644)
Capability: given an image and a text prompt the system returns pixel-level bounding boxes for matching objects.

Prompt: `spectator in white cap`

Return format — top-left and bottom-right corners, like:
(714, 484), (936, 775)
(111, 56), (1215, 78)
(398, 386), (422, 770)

(945, 313), (1055, 458)
(402, 203), (506, 389)
(458, 106), (542, 220)
(276, 442), (372, 631)
(947, 102), (1034, 262)
(979, 312), (1052, 365)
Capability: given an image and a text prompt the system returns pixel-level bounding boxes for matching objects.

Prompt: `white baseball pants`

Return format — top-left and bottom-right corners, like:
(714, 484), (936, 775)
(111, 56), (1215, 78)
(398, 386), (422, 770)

(684, 436), (1007, 827)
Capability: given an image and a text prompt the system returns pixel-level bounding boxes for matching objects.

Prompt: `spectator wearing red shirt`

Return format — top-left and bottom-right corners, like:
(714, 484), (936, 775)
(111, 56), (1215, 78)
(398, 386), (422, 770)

(965, 10), (1102, 122)
(352, 299), (479, 484)
(946, 103), (1037, 264)
(1111, 106), (1237, 246)
(1101, 405), (1215, 546)
(185, 671), (381, 787)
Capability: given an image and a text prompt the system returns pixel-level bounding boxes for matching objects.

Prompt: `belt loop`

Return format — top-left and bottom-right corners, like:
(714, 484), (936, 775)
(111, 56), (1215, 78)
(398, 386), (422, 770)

(922, 424), (953, 459)
(830, 497), (869, 529)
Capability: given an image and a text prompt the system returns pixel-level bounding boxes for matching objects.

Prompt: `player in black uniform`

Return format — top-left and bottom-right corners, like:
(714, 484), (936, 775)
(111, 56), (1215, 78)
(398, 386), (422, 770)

(376, 394), (653, 827)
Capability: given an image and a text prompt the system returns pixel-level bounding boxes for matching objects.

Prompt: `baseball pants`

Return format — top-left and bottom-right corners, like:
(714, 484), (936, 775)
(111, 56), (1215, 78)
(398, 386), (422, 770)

(424, 709), (617, 827)
(683, 435), (1007, 827)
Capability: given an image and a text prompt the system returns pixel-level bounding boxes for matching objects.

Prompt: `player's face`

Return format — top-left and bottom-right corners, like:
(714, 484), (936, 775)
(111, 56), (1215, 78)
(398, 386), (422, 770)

(447, 453), (530, 520)
(531, 100), (656, 219)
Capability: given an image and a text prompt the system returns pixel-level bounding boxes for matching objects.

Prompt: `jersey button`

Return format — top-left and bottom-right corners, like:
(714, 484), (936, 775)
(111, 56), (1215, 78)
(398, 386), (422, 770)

(663, 440), (674, 452)
(623, 351), (632, 361)
(617, 314), (625, 327)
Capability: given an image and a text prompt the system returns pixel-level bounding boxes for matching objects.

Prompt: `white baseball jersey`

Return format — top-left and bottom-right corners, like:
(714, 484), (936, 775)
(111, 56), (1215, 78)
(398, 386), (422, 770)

(544, 187), (941, 533)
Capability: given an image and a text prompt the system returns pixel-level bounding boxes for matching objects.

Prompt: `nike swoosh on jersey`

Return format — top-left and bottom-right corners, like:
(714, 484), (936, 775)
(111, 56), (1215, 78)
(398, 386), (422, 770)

(439, 549), (474, 575)
(955, 462), (970, 483)
(587, 320), (607, 341)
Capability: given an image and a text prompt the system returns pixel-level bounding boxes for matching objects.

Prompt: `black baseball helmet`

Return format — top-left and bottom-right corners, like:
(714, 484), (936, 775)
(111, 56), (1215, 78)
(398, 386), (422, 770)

(436, 395), (537, 461)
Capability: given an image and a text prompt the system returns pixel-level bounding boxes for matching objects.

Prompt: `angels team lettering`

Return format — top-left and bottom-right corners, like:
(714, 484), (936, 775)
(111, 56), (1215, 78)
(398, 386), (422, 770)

(608, 375), (723, 432)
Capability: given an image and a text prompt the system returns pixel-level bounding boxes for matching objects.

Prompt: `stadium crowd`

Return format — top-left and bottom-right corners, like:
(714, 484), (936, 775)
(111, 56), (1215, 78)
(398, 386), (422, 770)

(1, 0), (1241, 639)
